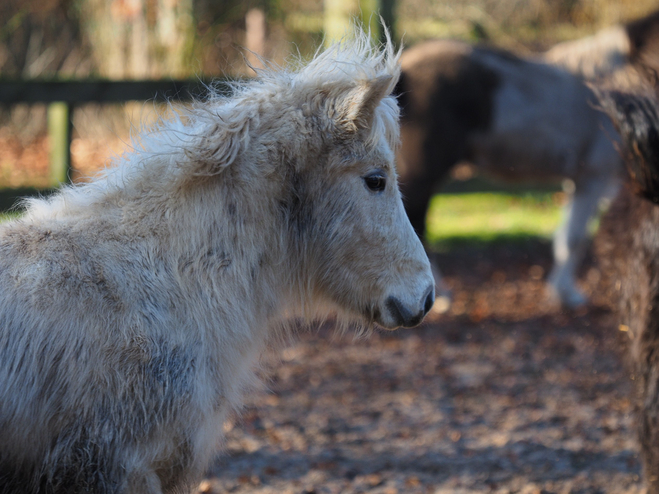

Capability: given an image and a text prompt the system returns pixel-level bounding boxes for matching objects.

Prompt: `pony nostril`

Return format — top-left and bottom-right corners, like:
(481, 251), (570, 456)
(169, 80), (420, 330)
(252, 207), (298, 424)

(385, 296), (409, 328)
(423, 286), (435, 315)
(385, 293), (431, 329)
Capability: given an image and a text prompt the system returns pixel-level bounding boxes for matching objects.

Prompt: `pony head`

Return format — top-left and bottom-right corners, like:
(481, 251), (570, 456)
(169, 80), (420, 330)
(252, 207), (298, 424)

(266, 32), (436, 329)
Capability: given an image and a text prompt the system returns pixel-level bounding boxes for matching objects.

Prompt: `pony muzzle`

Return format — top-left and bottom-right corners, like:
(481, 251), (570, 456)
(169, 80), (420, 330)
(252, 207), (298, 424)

(381, 284), (435, 329)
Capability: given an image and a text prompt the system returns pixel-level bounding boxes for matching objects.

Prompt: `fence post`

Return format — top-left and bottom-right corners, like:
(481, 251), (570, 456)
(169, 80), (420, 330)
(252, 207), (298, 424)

(47, 102), (72, 186)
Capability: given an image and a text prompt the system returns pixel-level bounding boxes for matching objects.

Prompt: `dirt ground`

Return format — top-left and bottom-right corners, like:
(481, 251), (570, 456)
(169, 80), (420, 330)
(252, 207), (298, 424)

(196, 241), (641, 494)
(0, 135), (640, 492)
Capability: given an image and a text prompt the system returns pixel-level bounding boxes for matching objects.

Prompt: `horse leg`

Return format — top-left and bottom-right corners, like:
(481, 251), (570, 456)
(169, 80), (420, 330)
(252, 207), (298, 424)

(549, 178), (615, 307)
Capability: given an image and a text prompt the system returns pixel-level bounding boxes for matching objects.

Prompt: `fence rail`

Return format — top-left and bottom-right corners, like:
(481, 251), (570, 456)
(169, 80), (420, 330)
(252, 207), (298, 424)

(0, 79), (227, 104)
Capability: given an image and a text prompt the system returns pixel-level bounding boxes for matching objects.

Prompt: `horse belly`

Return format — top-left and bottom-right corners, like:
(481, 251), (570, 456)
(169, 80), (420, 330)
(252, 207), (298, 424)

(470, 129), (579, 183)
(468, 52), (597, 182)
(471, 100), (591, 182)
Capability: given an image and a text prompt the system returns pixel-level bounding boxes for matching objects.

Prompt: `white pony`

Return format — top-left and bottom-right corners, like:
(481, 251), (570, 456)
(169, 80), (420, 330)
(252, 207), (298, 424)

(0, 31), (434, 493)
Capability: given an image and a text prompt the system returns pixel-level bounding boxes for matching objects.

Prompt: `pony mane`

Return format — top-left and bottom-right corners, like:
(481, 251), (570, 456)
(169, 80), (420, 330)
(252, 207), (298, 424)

(21, 28), (402, 221)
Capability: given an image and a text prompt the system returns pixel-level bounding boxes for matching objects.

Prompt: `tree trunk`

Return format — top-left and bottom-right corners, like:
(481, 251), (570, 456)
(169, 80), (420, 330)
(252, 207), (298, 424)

(81, 0), (195, 79)
(323, 0), (380, 45)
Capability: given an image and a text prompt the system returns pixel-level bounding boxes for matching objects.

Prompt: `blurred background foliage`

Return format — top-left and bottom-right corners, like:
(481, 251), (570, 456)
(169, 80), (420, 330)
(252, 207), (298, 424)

(1, 0), (657, 81)
(0, 0), (657, 191)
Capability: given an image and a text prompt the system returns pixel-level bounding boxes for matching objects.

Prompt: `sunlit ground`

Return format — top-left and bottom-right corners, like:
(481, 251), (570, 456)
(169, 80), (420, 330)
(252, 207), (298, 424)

(425, 192), (565, 248)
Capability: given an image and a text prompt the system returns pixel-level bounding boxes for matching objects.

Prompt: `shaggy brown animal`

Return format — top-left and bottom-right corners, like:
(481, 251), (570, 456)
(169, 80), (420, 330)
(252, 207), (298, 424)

(597, 89), (659, 493)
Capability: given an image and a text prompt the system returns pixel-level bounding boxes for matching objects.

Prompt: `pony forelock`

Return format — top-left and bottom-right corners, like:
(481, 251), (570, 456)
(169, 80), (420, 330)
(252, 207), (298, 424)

(188, 26), (402, 161)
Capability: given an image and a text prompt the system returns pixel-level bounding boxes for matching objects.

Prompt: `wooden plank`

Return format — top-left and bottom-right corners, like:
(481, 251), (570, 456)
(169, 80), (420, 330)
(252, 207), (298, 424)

(0, 79), (231, 187)
(0, 79), (230, 104)
(47, 103), (72, 186)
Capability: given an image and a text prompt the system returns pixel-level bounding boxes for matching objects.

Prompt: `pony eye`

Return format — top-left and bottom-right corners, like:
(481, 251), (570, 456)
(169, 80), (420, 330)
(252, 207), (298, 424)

(363, 172), (387, 192)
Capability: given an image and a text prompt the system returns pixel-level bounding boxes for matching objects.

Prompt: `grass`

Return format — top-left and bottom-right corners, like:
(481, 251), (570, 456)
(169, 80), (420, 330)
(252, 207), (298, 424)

(0, 212), (20, 222)
(425, 192), (565, 249)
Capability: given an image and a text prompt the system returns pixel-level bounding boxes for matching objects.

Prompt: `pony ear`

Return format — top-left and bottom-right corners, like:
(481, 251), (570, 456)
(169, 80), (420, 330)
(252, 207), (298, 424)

(335, 75), (393, 133)
(598, 89), (659, 202)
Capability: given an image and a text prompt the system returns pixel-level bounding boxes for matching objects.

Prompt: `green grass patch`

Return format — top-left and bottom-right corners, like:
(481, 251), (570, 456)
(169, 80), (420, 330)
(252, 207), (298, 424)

(0, 212), (20, 222)
(425, 192), (564, 249)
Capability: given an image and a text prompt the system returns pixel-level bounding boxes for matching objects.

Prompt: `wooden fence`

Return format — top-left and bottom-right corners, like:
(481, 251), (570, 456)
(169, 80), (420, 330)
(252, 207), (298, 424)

(0, 79), (228, 209)
(0, 77), (558, 212)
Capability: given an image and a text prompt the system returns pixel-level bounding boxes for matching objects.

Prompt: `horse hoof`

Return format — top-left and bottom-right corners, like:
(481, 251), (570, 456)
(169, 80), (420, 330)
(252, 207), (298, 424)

(547, 284), (588, 309)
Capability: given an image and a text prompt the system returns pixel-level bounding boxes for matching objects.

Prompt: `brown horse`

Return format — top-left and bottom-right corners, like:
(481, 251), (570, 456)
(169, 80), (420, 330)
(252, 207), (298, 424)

(396, 39), (621, 308)
(396, 9), (659, 308)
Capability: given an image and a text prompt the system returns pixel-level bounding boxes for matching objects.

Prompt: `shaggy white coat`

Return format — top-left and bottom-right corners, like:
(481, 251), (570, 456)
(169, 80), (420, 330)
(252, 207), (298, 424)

(0, 31), (433, 493)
